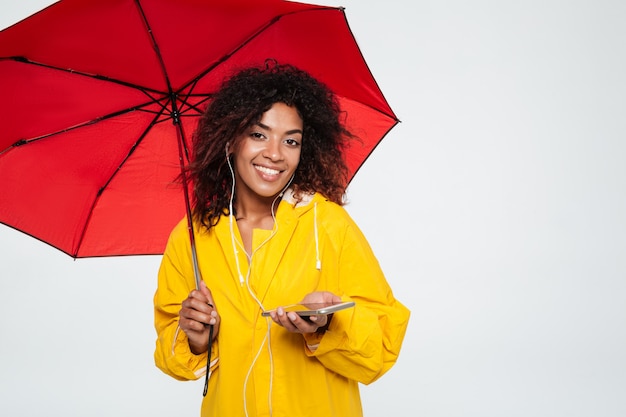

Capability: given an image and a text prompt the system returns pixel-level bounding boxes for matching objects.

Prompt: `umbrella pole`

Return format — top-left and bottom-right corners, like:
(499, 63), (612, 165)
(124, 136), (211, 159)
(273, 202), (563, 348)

(173, 113), (202, 290)
(173, 110), (213, 396)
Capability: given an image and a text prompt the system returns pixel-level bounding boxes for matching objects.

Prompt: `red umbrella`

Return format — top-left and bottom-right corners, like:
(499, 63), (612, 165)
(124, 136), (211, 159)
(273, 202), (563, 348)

(0, 0), (398, 259)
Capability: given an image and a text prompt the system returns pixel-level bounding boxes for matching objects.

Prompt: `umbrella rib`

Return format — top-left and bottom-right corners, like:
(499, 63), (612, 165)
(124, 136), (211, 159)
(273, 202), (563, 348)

(174, 77), (205, 117)
(176, 93), (212, 119)
(1, 98), (168, 154)
(73, 110), (165, 255)
(2, 56), (165, 95)
(133, 0), (175, 98)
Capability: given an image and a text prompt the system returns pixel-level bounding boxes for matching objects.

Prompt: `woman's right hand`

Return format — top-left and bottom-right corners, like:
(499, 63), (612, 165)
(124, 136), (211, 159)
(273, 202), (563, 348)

(179, 280), (220, 355)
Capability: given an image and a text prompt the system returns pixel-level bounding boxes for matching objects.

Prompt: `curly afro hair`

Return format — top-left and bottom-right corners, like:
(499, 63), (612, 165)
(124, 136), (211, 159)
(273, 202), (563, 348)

(187, 61), (354, 230)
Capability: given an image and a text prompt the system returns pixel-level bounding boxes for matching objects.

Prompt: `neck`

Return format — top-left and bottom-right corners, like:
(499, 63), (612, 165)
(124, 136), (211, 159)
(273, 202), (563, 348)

(235, 211), (273, 222)
(234, 197), (276, 223)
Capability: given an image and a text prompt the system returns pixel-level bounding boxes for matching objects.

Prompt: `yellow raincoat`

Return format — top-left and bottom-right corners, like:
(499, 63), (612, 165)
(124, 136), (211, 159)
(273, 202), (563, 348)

(154, 191), (410, 417)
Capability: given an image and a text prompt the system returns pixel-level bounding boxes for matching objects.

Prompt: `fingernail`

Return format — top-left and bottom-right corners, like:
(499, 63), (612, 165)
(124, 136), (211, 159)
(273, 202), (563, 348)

(288, 313), (297, 321)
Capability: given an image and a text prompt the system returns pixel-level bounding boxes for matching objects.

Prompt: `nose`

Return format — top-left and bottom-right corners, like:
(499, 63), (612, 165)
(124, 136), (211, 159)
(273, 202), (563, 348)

(262, 138), (282, 161)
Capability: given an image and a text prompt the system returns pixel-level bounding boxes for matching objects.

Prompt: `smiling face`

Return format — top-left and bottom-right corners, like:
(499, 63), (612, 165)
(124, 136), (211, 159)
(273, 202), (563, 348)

(232, 102), (303, 204)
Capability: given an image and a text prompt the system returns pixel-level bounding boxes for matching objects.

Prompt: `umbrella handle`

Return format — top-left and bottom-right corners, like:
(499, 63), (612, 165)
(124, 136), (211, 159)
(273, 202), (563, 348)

(202, 324), (214, 397)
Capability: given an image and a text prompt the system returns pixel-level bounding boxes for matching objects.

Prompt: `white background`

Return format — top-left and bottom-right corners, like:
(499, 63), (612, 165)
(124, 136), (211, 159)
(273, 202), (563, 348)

(2, 1), (625, 416)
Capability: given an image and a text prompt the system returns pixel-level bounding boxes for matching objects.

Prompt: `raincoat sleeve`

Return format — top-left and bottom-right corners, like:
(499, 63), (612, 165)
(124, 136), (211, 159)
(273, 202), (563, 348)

(303, 208), (410, 385)
(154, 219), (219, 381)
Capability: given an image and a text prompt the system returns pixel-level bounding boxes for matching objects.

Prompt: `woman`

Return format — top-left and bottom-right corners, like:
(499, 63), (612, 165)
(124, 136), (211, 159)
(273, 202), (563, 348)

(154, 62), (410, 417)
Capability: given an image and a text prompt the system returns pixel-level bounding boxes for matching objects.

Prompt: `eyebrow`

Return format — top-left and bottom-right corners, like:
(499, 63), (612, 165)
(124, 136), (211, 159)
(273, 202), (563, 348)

(256, 121), (303, 136)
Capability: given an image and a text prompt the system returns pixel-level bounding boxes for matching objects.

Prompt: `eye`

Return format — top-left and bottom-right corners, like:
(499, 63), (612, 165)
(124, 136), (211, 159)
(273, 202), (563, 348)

(285, 138), (299, 146)
(250, 131), (266, 140)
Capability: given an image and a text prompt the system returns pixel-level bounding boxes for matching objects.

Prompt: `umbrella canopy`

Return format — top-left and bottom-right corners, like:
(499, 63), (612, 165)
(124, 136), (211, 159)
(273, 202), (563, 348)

(0, 0), (398, 258)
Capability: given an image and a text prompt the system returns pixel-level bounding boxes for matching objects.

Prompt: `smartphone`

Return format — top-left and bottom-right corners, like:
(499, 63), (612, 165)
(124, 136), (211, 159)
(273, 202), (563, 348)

(261, 301), (355, 317)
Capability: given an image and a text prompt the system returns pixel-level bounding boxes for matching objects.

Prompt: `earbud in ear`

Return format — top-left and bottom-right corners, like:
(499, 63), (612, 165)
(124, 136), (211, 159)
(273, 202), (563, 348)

(225, 142), (230, 155)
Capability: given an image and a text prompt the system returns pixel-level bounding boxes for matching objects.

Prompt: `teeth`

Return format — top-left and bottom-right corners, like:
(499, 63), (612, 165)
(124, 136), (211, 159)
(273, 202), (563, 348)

(256, 165), (280, 175)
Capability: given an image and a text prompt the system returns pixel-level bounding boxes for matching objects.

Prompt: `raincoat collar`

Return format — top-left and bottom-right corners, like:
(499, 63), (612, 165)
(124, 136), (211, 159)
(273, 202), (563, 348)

(211, 188), (324, 302)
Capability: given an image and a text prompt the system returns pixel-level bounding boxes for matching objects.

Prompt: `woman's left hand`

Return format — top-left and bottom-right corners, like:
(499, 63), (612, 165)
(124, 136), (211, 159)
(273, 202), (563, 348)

(269, 291), (341, 334)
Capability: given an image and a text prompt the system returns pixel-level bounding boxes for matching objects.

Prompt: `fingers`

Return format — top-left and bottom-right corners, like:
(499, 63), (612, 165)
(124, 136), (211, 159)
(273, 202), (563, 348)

(181, 292), (212, 322)
(188, 281), (214, 307)
(301, 290), (342, 305)
(184, 281), (217, 317)
(179, 283), (220, 342)
(271, 307), (327, 334)
(308, 315), (327, 327)
(199, 280), (216, 307)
